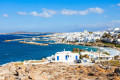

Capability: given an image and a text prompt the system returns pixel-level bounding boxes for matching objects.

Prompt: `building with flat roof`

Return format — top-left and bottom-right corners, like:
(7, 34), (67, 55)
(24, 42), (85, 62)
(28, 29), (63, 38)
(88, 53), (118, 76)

(55, 51), (79, 62)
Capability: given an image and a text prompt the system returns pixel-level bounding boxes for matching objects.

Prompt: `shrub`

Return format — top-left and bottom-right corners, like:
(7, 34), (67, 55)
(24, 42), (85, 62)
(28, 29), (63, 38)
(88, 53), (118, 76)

(103, 52), (110, 55)
(82, 54), (89, 58)
(114, 55), (120, 60)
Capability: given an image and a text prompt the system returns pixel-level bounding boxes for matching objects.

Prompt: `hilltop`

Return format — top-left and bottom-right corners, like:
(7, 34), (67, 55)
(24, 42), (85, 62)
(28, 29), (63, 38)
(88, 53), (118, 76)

(0, 62), (120, 80)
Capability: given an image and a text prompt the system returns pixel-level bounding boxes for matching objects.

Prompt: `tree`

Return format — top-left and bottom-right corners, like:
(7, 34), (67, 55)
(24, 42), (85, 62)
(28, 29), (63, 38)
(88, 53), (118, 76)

(114, 55), (120, 60)
(80, 49), (85, 52)
(103, 52), (110, 55)
(89, 32), (93, 34)
(73, 48), (76, 51)
(62, 38), (65, 42)
(72, 48), (80, 53)
(96, 39), (101, 42)
(102, 33), (112, 38)
(82, 54), (89, 58)
(79, 54), (82, 59)
(77, 48), (80, 52)
(118, 34), (120, 38)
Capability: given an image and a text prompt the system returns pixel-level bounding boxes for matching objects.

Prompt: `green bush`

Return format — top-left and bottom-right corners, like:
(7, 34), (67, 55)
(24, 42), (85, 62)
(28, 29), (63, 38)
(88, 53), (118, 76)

(103, 52), (110, 55)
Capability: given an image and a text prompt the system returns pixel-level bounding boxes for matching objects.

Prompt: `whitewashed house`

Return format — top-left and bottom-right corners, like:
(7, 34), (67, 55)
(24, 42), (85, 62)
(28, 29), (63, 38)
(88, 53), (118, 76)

(55, 51), (79, 62)
(96, 53), (113, 60)
(116, 39), (120, 44)
(80, 51), (113, 61)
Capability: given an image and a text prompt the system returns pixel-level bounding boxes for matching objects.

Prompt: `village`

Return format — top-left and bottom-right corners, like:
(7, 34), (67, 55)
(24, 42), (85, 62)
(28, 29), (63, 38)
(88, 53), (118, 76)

(48, 28), (120, 45)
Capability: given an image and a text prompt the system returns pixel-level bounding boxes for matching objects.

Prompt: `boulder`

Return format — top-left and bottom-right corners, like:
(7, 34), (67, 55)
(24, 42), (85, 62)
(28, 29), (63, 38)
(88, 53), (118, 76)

(88, 72), (95, 76)
(113, 76), (120, 80)
(0, 76), (5, 80)
(114, 68), (120, 76)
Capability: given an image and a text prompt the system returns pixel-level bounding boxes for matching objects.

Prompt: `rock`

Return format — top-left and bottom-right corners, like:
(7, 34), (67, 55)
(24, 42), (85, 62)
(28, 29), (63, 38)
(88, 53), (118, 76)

(0, 76), (5, 80)
(78, 65), (84, 68)
(113, 76), (120, 80)
(0, 69), (9, 75)
(114, 68), (120, 76)
(20, 76), (29, 80)
(107, 73), (115, 77)
(88, 72), (95, 76)
(0, 61), (118, 80)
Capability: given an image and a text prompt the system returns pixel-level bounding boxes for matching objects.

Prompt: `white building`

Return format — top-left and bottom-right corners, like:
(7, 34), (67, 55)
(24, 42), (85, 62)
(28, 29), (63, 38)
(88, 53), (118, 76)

(80, 51), (113, 61)
(55, 51), (79, 62)
(116, 39), (120, 44)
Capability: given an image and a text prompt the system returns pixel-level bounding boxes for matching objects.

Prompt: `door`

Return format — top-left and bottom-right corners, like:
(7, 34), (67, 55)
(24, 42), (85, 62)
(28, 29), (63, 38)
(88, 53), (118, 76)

(57, 56), (59, 61)
(75, 56), (78, 60)
(65, 55), (68, 60)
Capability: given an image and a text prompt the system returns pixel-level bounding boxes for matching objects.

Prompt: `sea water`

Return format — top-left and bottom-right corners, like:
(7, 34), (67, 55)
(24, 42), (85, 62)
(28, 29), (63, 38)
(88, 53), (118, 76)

(0, 34), (98, 65)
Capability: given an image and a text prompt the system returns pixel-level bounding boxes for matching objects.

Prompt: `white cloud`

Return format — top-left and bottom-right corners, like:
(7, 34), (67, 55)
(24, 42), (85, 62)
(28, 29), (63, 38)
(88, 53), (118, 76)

(42, 8), (57, 15)
(61, 7), (104, 15)
(112, 20), (120, 23)
(30, 8), (57, 17)
(30, 11), (53, 17)
(88, 7), (104, 14)
(39, 12), (53, 17)
(3, 14), (8, 17)
(30, 11), (39, 16)
(61, 9), (77, 15)
(17, 12), (27, 15)
(79, 10), (89, 15)
(18, 7), (104, 17)
(117, 3), (120, 6)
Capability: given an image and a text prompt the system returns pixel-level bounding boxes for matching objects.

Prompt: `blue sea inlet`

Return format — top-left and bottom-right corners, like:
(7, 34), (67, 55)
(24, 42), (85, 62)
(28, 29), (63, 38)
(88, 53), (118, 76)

(0, 34), (98, 65)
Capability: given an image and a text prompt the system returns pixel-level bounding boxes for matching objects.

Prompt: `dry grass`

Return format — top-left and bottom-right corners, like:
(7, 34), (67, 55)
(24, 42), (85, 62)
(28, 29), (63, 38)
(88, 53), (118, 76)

(14, 62), (23, 66)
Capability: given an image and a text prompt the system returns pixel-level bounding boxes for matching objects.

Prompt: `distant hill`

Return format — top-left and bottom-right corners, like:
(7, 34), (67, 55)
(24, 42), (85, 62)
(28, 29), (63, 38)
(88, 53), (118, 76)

(10, 31), (54, 34)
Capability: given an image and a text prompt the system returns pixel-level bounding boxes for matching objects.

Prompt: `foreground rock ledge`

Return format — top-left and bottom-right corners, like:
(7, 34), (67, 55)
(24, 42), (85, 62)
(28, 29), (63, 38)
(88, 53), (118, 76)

(0, 62), (120, 80)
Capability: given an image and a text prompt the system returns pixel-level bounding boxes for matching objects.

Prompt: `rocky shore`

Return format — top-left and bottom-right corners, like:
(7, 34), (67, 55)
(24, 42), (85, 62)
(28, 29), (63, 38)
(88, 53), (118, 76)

(0, 62), (120, 80)
(78, 42), (120, 51)
(58, 42), (120, 52)
(19, 41), (48, 46)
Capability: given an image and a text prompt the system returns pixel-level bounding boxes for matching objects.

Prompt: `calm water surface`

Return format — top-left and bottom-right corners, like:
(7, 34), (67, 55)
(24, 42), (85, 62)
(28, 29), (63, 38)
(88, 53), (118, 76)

(0, 34), (98, 65)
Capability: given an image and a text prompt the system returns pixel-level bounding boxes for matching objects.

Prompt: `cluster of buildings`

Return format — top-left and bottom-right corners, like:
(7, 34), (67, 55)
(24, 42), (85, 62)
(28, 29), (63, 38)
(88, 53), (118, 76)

(106, 28), (120, 37)
(102, 28), (120, 44)
(49, 30), (103, 43)
(47, 49), (113, 63)
(47, 28), (120, 44)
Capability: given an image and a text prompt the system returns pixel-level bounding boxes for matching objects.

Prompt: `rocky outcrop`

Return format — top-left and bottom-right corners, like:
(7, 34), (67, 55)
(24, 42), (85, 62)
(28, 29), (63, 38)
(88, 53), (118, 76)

(0, 62), (120, 80)
(114, 68), (120, 76)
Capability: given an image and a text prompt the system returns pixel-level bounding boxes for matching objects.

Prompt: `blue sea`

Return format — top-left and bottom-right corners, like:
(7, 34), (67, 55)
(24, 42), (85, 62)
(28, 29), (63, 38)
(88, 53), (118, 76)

(0, 34), (98, 65)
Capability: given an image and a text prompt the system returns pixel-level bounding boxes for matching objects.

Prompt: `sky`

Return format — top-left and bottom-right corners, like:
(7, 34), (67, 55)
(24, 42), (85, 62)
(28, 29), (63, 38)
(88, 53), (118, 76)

(0, 0), (120, 33)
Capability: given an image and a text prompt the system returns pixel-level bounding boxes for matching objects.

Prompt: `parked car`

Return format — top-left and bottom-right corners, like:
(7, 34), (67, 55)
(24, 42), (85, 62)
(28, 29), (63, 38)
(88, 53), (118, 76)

(74, 59), (82, 63)
(92, 60), (95, 63)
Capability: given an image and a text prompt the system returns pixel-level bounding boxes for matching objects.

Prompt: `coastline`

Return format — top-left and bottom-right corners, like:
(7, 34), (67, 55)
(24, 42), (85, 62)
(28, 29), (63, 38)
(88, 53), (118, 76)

(2, 42), (120, 65)
(1, 41), (120, 79)
(1, 41), (120, 66)
(0, 60), (120, 80)
(56, 42), (120, 56)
